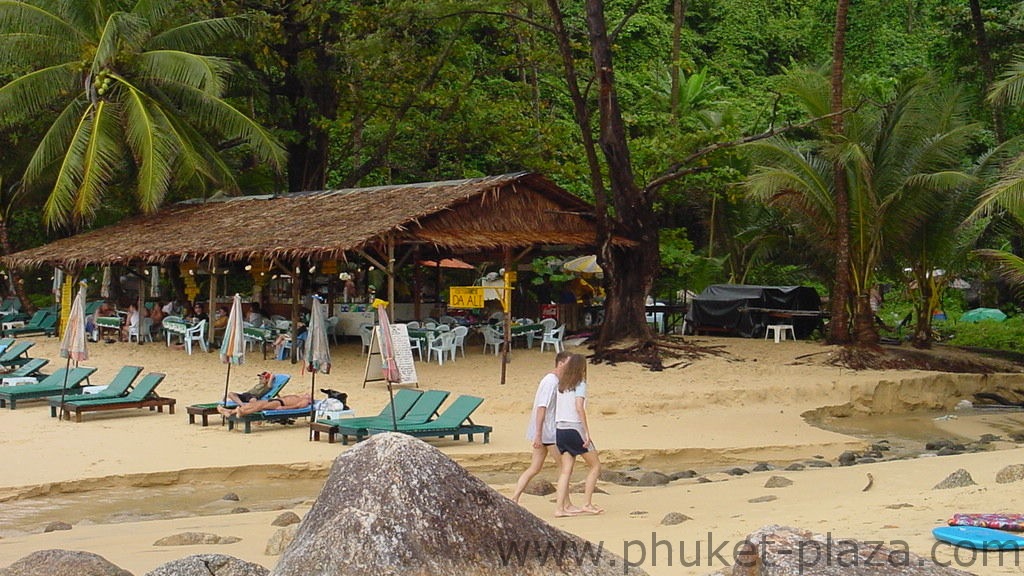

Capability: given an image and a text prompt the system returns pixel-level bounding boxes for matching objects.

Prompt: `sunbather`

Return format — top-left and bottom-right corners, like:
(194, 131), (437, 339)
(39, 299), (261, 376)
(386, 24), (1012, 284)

(226, 371), (274, 405)
(217, 393), (312, 417)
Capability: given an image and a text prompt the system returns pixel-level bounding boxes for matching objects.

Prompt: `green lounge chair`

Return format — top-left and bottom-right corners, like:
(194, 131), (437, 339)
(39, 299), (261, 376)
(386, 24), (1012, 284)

(2, 310), (56, 338)
(0, 341), (35, 367)
(186, 374), (291, 426)
(312, 388), (423, 443)
(0, 358), (50, 384)
(49, 365), (143, 418)
(0, 367), (97, 409)
(60, 373), (171, 422)
(333, 389), (450, 445)
(368, 394), (491, 444)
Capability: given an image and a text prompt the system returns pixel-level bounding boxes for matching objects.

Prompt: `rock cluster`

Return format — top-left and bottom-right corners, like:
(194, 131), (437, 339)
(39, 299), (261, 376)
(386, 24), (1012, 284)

(0, 550), (132, 576)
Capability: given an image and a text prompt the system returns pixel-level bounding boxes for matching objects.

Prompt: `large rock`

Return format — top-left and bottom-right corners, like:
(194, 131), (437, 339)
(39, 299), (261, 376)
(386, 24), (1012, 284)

(271, 433), (644, 575)
(728, 525), (971, 575)
(933, 469), (975, 490)
(995, 463), (1024, 484)
(0, 549), (132, 576)
(145, 554), (267, 576)
(153, 532), (241, 546)
(265, 525), (298, 556)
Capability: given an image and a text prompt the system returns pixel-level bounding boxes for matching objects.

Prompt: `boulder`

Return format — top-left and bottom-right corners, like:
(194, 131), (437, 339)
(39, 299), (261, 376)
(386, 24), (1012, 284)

(153, 532), (241, 546)
(524, 479), (556, 496)
(271, 433), (645, 575)
(763, 476), (792, 489)
(635, 471), (671, 486)
(271, 512), (302, 527)
(221, 493), (240, 501)
(933, 469), (975, 490)
(42, 522), (72, 533)
(728, 525), (971, 575)
(145, 554), (267, 576)
(995, 464), (1024, 484)
(265, 525), (298, 556)
(0, 549), (132, 576)
(660, 512), (691, 526)
(670, 469), (699, 480)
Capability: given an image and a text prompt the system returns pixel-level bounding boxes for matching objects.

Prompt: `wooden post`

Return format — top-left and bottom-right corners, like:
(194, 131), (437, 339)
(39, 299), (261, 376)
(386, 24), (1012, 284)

(137, 266), (146, 345)
(387, 236), (395, 317)
(412, 246), (422, 321)
(290, 259), (301, 363)
(500, 248), (512, 385)
(207, 257), (218, 348)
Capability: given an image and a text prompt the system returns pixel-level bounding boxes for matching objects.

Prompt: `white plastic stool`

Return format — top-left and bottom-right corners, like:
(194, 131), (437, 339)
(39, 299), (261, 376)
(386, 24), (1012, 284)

(765, 324), (795, 343)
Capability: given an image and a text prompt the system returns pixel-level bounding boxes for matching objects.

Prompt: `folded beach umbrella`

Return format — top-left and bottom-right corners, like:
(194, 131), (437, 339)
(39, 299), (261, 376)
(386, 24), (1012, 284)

(57, 281), (88, 421)
(562, 254), (602, 276)
(219, 293), (245, 405)
(373, 299), (402, 431)
(305, 295), (331, 440)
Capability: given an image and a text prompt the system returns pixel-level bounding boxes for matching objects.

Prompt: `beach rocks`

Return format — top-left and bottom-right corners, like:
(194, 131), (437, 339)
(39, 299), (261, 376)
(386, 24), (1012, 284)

(784, 463), (805, 471)
(221, 492), (240, 501)
(271, 512), (301, 527)
(153, 532), (241, 546)
(636, 471), (671, 486)
(671, 469), (699, 479)
(933, 468), (975, 490)
(661, 512), (691, 525)
(751, 462), (773, 472)
(838, 451), (857, 466)
(145, 554), (267, 576)
(270, 433), (645, 575)
(728, 525), (971, 575)
(763, 476), (792, 488)
(747, 495), (777, 503)
(524, 478), (555, 496)
(0, 549), (132, 576)
(996, 463), (1024, 483)
(43, 521), (72, 533)
(265, 525), (298, 556)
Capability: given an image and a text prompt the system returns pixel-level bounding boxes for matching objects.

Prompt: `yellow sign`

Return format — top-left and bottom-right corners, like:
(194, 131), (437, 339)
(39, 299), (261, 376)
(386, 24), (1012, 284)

(449, 286), (486, 309)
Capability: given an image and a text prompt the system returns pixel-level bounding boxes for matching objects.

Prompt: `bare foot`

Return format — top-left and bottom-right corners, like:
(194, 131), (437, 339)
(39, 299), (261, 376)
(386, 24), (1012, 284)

(554, 505), (584, 518)
(216, 405), (234, 417)
(581, 504), (604, 515)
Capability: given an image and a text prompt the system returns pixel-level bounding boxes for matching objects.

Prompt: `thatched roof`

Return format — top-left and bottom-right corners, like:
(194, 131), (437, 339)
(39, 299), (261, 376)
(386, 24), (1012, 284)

(5, 172), (618, 269)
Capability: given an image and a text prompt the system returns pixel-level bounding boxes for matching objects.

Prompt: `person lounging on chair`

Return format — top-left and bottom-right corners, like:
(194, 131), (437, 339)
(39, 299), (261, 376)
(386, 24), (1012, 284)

(218, 393), (318, 434)
(185, 373), (290, 426)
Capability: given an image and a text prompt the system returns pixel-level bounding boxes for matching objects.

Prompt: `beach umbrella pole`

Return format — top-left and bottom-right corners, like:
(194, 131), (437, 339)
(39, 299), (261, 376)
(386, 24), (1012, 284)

(308, 370), (316, 441)
(223, 363), (231, 405)
(387, 383), (398, 431)
(57, 357), (71, 421)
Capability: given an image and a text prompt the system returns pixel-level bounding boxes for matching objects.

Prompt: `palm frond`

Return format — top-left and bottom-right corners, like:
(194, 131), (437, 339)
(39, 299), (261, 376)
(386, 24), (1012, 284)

(160, 107), (238, 193)
(131, 0), (177, 27)
(0, 62), (78, 124)
(120, 81), (175, 213)
(57, 0), (105, 38)
(73, 100), (124, 223)
(134, 50), (229, 95)
(148, 16), (251, 53)
(45, 106), (94, 227)
(22, 96), (88, 187)
(0, 0), (85, 42)
(974, 248), (1024, 287)
(0, 32), (78, 67)
(989, 54), (1024, 105)
(93, 11), (149, 75)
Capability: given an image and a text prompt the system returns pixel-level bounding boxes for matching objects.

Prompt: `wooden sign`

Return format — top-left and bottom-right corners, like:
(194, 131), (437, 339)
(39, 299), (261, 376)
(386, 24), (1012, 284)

(449, 286), (486, 309)
(363, 323), (418, 388)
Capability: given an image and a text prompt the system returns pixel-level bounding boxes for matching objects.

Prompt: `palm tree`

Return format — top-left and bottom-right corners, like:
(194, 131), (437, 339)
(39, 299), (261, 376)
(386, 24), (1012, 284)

(747, 74), (979, 347)
(0, 0), (285, 228)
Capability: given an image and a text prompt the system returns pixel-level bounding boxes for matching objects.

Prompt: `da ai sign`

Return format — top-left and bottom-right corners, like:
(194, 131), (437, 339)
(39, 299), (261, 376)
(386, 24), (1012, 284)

(449, 286), (485, 309)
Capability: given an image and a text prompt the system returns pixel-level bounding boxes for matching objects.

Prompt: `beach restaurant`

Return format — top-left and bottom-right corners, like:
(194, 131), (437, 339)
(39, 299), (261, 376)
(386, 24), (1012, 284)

(3, 172), (619, 348)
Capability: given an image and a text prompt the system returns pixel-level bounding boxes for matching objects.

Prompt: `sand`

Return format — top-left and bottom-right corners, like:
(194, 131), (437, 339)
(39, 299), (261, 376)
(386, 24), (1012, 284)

(0, 335), (1022, 575)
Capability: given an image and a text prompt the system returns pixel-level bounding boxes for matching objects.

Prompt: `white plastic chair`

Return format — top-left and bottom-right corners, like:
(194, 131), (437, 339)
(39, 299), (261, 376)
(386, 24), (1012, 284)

(427, 331), (457, 365)
(184, 319), (208, 355)
(326, 316), (340, 344)
(482, 325), (504, 355)
(423, 321), (438, 330)
(406, 320), (421, 330)
(359, 323), (374, 355)
(407, 333), (423, 361)
(540, 325), (565, 353)
(438, 315), (457, 327)
(540, 317), (557, 335)
(452, 325), (468, 358)
(128, 317), (153, 343)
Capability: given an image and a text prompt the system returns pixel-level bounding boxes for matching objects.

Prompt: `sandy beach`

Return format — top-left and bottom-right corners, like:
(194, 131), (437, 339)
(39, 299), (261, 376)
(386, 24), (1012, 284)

(1, 334), (1023, 575)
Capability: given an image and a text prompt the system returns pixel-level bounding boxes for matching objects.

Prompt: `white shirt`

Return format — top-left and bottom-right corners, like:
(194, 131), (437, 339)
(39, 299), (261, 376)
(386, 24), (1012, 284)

(555, 381), (587, 426)
(526, 373), (558, 444)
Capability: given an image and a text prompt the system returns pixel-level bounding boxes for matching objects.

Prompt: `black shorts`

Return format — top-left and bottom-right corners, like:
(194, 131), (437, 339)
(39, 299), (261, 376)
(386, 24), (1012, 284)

(237, 392), (259, 403)
(556, 428), (589, 456)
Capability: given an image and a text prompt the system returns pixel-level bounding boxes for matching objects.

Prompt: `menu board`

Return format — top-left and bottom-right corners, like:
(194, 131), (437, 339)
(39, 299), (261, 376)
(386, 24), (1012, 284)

(363, 323), (418, 387)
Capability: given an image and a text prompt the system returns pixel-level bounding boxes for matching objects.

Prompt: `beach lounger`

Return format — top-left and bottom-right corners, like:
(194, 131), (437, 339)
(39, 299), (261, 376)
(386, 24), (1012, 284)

(49, 365), (143, 417)
(311, 388), (423, 443)
(1, 310), (57, 338)
(225, 404), (339, 434)
(186, 373), (291, 426)
(0, 341), (35, 368)
(367, 394), (491, 443)
(0, 358), (49, 384)
(0, 367), (97, 409)
(60, 373), (172, 422)
(332, 389), (450, 445)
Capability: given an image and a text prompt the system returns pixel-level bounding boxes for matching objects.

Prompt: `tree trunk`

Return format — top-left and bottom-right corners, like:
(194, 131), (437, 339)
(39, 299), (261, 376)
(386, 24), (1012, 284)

(829, 0), (852, 344)
(0, 211), (33, 313)
(584, 0), (659, 354)
(670, 0), (690, 122)
(968, 0), (1005, 142)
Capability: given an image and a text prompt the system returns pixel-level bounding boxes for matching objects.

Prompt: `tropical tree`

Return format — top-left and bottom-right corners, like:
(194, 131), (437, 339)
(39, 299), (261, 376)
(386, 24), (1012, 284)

(747, 73), (980, 347)
(0, 0), (285, 229)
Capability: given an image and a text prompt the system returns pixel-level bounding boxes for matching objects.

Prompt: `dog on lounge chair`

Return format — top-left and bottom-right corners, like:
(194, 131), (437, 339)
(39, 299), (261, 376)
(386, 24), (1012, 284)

(320, 389), (350, 410)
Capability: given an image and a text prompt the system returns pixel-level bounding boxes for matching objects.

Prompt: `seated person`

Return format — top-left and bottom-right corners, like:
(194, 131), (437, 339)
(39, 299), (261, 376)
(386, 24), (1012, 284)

(273, 322), (308, 360)
(213, 306), (229, 331)
(149, 303), (164, 329)
(217, 393), (312, 417)
(121, 303), (147, 340)
(189, 302), (209, 324)
(226, 371), (274, 405)
(245, 303), (265, 327)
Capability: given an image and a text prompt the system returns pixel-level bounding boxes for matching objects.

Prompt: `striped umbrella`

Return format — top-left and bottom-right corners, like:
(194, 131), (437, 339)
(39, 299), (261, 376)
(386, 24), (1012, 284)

(305, 295), (331, 440)
(219, 294), (245, 406)
(372, 298), (401, 431)
(57, 281), (88, 421)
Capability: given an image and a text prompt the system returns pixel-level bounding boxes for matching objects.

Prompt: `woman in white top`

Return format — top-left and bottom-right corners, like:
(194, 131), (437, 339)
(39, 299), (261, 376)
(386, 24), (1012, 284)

(554, 353), (602, 516)
(511, 351), (574, 505)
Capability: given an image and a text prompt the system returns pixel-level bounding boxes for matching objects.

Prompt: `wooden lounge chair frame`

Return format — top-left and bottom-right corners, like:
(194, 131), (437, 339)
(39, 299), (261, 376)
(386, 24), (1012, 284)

(312, 388), (423, 443)
(333, 389), (450, 445)
(226, 406), (348, 434)
(60, 373), (172, 422)
(367, 395), (492, 444)
(49, 365), (143, 417)
(0, 367), (97, 409)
